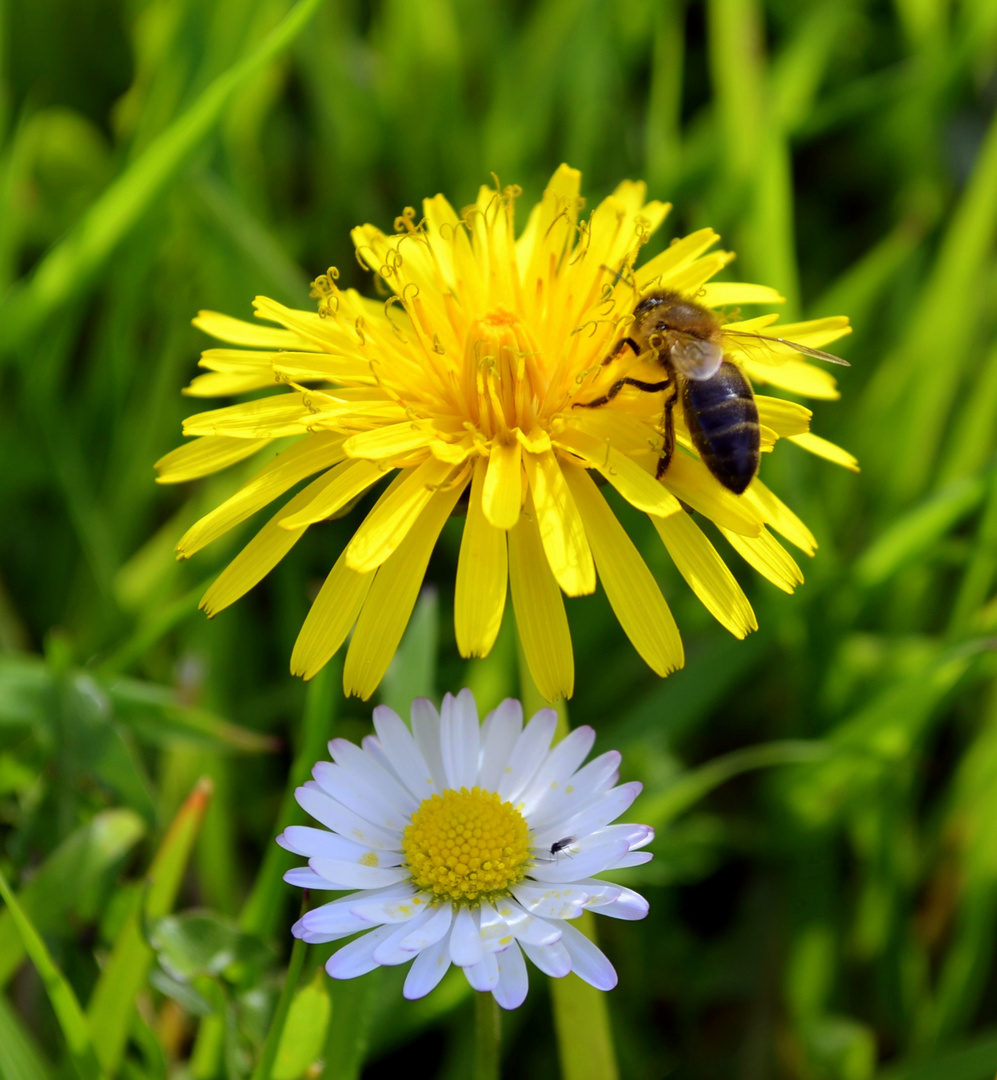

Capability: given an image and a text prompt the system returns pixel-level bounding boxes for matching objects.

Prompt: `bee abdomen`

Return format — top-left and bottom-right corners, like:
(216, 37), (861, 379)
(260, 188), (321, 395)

(682, 362), (760, 495)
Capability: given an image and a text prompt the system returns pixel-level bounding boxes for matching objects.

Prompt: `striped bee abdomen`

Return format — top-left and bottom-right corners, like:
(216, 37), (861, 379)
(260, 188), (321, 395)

(681, 360), (760, 495)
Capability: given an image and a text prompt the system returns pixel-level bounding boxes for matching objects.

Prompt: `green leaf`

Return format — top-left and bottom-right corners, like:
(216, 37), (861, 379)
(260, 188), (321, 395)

(0, 865), (105, 1080)
(271, 970), (330, 1080)
(149, 912), (272, 983)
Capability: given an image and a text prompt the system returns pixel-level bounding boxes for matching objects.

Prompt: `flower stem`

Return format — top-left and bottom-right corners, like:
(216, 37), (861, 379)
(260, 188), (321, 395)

(474, 991), (501, 1080)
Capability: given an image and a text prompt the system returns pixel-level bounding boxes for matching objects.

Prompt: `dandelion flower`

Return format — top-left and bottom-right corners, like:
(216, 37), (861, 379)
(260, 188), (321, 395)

(278, 689), (652, 1010)
(156, 165), (855, 700)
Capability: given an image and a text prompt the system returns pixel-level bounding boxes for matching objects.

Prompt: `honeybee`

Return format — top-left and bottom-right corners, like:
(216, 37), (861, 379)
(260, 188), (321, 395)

(577, 289), (849, 495)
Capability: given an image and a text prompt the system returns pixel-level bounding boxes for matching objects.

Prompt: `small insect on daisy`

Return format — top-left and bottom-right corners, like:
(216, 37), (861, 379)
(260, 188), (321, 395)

(576, 288), (850, 495)
(546, 836), (576, 861)
(278, 689), (653, 1010)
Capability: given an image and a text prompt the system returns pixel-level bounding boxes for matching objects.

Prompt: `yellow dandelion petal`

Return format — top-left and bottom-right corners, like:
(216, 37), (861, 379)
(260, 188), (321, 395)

(177, 433), (344, 558)
(755, 396), (812, 439)
(790, 432), (860, 472)
(183, 371), (279, 397)
(345, 458), (463, 573)
(278, 459), (384, 530)
(555, 425), (683, 518)
(181, 392), (321, 439)
(522, 449), (595, 597)
(192, 310), (308, 349)
(721, 526), (804, 594)
(663, 453), (763, 536)
(200, 475), (331, 616)
(344, 482), (466, 700)
(742, 480), (817, 555)
(564, 466), (683, 676)
(291, 550), (375, 680)
(508, 494), (574, 702)
(155, 436), (273, 484)
(455, 458), (507, 658)
(482, 437), (523, 529)
(744, 356), (841, 399)
(343, 423), (437, 460)
(634, 227), (720, 290)
(163, 165), (853, 694)
(652, 511), (757, 639)
(272, 351), (376, 384)
(699, 283), (786, 307)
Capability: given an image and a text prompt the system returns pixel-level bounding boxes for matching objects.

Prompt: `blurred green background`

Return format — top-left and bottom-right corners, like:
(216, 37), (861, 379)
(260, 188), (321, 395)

(2, 0), (997, 1077)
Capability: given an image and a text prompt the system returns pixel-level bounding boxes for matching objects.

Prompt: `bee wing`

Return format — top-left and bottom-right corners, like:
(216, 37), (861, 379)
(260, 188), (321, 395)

(723, 330), (850, 366)
(670, 338), (724, 380)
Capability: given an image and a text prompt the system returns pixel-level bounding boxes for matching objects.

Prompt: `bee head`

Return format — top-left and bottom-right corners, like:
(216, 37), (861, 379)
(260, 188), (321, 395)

(634, 290), (714, 338)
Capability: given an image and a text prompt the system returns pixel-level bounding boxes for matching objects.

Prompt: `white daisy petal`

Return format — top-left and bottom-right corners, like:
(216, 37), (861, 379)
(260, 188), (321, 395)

(294, 783), (399, 850)
(326, 924), (397, 979)
(509, 882), (588, 921)
(349, 891), (430, 924)
(535, 782), (642, 847)
(528, 750), (621, 832)
(520, 938), (572, 978)
(439, 688), (481, 789)
(612, 851), (654, 868)
(410, 698), (447, 789)
(283, 867), (336, 890)
(327, 737), (419, 815)
(464, 951), (500, 992)
(294, 916), (371, 945)
(373, 910), (437, 965)
(372, 705), (439, 800)
(360, 733), (396, 781)
(298, 883), (416, 940)
(517, 725), (597, 817)
(478, 899), (520, 950)
(280, 826), (402, 865)
(403, 935), (452, 1000)
(309, 857), (407, 890)
(312, 761), (410, 834)
(449, 906), (485, 967)
(497, 708), (558, 801)
(493, 941), (529, 1010)
(585, 883), (650, 921)
(513, 915), (564, 947)
(477, 699), (524, 790)
(558, 922), (618, 991)
(528, 838), (632, 883)
(399, 902), (454, 951)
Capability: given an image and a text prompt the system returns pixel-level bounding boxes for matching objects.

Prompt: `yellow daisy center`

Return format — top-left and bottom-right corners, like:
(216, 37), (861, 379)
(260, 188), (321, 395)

(402, 786), (531, 905)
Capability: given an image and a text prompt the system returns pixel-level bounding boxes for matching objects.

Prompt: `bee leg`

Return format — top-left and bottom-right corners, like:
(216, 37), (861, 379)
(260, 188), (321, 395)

(601, 336), (640, 366)
(655, 382), (679, 479)
(575, 376), (670, 410)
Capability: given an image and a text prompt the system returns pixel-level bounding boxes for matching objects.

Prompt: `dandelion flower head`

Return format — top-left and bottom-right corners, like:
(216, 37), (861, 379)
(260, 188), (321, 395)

(157, 166), (855, 700)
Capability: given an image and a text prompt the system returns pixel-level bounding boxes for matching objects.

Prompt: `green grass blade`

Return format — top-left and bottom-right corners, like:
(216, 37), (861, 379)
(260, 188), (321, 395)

(86, 778), (213, 1076)
(0, 993), (55, 1080)
(0, 809), (146, 988)
(249, 933), (306, 1080)
(0, 866), (105, 1080)
(0, 0), (327, 357)
(639, 740), (830, 830)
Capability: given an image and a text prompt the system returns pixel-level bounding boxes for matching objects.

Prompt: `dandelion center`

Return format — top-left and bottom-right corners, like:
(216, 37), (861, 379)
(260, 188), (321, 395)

(461, 309), (547, 436)
(402, 786), (531, 905)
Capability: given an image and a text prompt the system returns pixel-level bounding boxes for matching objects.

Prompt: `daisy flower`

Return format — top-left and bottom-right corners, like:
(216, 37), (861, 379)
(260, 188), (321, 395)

(277, 689), (652, 1010)
(156, 165), (855, 701)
